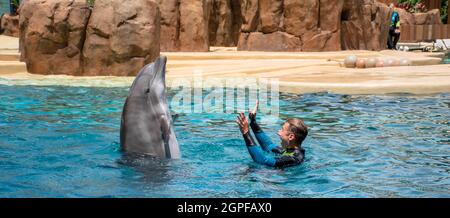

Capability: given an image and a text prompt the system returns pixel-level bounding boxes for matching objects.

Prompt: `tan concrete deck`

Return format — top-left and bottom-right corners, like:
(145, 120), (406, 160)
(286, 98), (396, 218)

(1, 35), (449, 95)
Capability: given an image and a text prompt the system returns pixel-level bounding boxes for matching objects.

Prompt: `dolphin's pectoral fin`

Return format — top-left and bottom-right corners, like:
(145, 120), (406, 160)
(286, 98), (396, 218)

(160, 115), (171, 158)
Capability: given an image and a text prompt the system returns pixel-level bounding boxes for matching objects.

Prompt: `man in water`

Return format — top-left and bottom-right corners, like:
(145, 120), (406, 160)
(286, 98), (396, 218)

(236, 101), (308, 167)
(387, 3), (401, 50)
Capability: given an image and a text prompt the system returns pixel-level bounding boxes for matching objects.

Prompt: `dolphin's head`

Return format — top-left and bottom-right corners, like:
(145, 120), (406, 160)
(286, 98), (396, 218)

(129, 56), (168, 100)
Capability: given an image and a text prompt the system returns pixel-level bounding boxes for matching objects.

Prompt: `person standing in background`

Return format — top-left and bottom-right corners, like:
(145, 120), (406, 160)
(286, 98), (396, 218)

(387, 3), (401, 50)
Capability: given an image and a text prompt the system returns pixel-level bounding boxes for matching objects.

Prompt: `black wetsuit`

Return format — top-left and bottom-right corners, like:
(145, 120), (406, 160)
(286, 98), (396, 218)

(242, 119), (305, 167)
(388, 11), (400, 49)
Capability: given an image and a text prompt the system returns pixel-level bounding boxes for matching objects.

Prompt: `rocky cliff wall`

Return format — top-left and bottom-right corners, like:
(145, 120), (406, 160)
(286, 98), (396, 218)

(19, 0), (160, 76)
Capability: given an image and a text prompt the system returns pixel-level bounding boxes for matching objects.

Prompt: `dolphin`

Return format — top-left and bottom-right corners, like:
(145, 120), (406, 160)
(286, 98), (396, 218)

(120, 56), (181, 159)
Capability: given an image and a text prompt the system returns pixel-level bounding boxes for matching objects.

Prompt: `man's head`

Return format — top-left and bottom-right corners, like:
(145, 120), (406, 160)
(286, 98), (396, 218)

(277, 118), (308, 148)
(389, 3), (395, 9)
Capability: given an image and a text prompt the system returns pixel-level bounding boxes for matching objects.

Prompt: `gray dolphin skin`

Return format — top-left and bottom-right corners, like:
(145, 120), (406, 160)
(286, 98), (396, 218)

(120, 56), (181, 159)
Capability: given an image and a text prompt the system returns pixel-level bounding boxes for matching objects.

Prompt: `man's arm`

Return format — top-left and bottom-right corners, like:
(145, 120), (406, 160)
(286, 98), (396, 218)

(248, 100), (280, 153)
(248, 101), (280, 153)
(237, 112), (277, 166)
(249, 119), (280, 153)
(242, 132), (277, 167)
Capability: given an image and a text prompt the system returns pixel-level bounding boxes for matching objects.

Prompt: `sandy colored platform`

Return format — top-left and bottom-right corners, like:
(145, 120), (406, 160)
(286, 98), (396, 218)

(161, 48), (449, 94)
(1, 35), (449, 95)
(0, 35), (20, 52)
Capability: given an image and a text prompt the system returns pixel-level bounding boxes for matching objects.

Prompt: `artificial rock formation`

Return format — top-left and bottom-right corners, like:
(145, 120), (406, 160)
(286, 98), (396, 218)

(236, 0), (442, 52)
(179, 0), (211, 51)
(154, 0), (244, 49)
(340, 0), (392, 51)
(412, 9), (442, 25)
(397, 8), (415, 25)
(19, 0), (160, 76)
(82, 0), (160, 76)
(238, 0), (345, 52)
(0, 14), (20, 37)
(209, 0), (244, 47)
(153, 0), (211, 51)
(19, 0), (91, 75)
(397, 8), (442, 28)
(237, 0), (397, 51)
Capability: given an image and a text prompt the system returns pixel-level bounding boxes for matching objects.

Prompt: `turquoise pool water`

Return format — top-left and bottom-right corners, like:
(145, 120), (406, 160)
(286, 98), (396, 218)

(0, 85), (449, 197)
(443, 53), (450, 64)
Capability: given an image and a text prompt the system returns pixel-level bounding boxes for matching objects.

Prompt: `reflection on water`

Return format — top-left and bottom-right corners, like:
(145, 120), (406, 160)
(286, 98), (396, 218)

(0, 85), (449, 197)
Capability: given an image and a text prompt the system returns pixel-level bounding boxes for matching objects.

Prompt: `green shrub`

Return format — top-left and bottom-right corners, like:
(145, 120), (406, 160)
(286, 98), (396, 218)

(396, 0), (428, 13)
(441, 0), (448, 23)
(398, 0), (422, 5)
(397, 0), (448, 23)
(87, 0), (95, 8)
(11, 0), (20, 8)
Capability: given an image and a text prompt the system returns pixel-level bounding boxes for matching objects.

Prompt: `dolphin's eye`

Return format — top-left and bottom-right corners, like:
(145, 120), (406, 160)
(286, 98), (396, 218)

(145, 88), (150, 94)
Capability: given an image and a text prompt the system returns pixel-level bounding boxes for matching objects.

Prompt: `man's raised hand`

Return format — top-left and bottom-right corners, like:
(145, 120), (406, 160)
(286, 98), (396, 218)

(236, 112), (249, 134)
(248, 100), (259, 122)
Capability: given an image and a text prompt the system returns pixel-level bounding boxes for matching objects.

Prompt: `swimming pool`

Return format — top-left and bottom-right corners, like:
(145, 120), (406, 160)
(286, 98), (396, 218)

(443, 52), (450, 64)
(0, 84), (449, 197)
